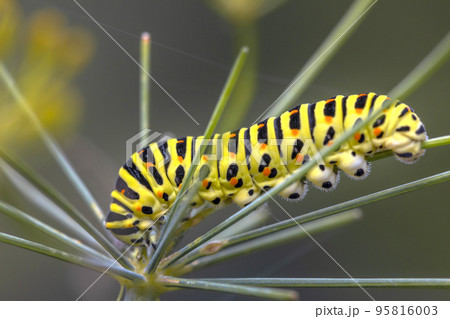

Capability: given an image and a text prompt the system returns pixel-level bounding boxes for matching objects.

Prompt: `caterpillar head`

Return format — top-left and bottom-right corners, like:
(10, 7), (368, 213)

(385, 106), (427, 163)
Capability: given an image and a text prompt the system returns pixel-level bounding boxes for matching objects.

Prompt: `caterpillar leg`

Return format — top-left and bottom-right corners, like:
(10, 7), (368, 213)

(279, 179), (308, 201)
(333, 150), (370, 180)
(186, 192), (205, 208)
(306, 163), (339, 191)
(231, 187), (261, 206)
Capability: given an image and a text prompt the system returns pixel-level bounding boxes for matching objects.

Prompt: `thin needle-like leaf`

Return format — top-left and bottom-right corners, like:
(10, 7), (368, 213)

(156, 275), (298, 300)
(145, 46), (249, 274)
(140, 32), (151, 130)
(212, 205), (272, 240)
(264, 0), (376, 119)
(0, 232), (145, 283)
(0, 148), (134, 269)
(186, 171), (449, 253)
(389, 30), (450, 100)
(0, 61), (105, 224)
(174, 210), (361, 275)
(265, 6), (450, 121)
(199, 278), (450, 288)
(218, 25), (257, 132)
(0, 161), (100, 248)
(0, 200), (112, 263)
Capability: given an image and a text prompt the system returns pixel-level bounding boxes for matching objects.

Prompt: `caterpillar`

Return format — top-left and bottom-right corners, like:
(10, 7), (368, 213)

(105, 92), (427, 246)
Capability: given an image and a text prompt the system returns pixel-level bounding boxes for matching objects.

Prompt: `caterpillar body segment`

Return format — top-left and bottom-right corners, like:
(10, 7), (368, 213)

(105, 93), (427, 246)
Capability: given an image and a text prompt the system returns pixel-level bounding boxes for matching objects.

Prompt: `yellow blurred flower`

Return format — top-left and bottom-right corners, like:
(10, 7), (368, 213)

(0, 0), (94, 148)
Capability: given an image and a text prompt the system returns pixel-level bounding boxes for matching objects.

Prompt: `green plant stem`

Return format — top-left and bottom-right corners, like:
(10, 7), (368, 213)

(389, 30), (450, 101)
(422, 135), (450, 149)
(175, 210), (361, 275)
(140, 32), (151, 130)
(0, 148), (134, 270)
(0, 62), (105, 223)
(163, 97), (398, 268)
(145, 47), (249, 274)
(188, 170), (449, 253)
(199, 278), (450, 288)
(0, 232), (145, 283)
(265, 0), (376, 118)
(156, 275), (298, 300)
(0, 200), (112, 263)
(218, 24), (258, 131)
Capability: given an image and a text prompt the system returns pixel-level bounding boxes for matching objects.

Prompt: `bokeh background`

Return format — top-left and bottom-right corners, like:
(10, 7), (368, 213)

(0, 0), (449, 300)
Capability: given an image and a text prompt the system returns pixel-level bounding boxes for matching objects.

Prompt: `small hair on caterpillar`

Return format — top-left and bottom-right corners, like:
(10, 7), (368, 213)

(105, 92), (427, 246)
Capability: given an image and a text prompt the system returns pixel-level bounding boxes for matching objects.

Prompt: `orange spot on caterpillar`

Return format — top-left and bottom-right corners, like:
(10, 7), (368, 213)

(355, 109), (363, 115)
(373, 127), (382, 137)
(291, 129), (299, 136)
(260, 143), (267, 151)
(326, 99), (335, 104)
(295, 153), (303, 164)
(327, 141), (333, 146)
(157, 191), (163, 198)
(178, 156), (183, 163)
(258, 123), (265, 129)
(290, 109), (298, 115)
(202, 155), (208, 161)
(136, 205), (142, 212)
(202, 179), (209, 187)
(230, 177), (238, 186)
(177, 140), (184, 144)
(263, 167), (271, 176)
(325, 116), (333, 124)
(229, 152), (236, 159)
(230, 133), (236, 138)
(146, 162), (154, 168)
(354, 132), (361, 141)
(178, 183), (182, 189)
(358, 93), (367, 98)
(124, 220), (134, 228)
(139, 149), (145, 154)
(121, 189), (125, 195)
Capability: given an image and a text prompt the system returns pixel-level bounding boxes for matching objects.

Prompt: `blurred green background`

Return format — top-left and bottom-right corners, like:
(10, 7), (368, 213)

(0, 0), (449, 300)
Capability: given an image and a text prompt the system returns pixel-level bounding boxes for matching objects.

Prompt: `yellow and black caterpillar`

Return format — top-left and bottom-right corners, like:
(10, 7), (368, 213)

(105, 92), (427, 246)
